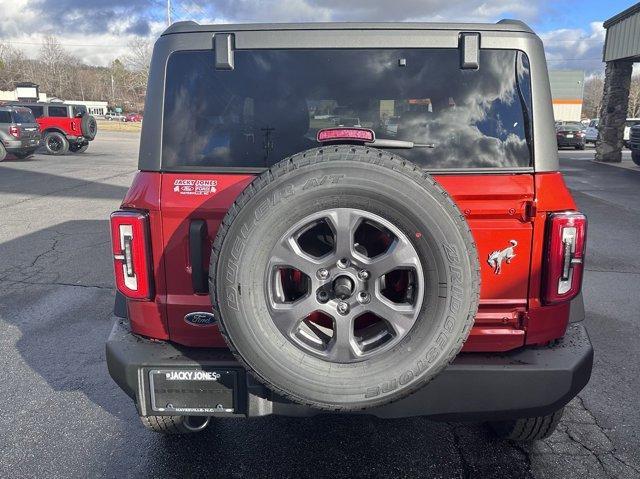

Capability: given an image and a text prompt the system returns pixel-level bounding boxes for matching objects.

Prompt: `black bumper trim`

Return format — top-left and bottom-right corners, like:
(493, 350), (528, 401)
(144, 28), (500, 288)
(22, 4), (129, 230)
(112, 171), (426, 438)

(106, 319), (593, 421)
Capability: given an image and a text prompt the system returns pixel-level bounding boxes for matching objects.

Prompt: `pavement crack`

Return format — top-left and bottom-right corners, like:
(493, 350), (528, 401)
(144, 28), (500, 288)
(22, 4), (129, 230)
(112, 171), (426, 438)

(450, 425), (471, 479)
(2, 279), (113, 291)
(574, 396), (640, 475)
(563, 424), (611, 477)
(29, 237), (60, 268)
(511, 442), (533, 475)
(585, 268), (640, 276)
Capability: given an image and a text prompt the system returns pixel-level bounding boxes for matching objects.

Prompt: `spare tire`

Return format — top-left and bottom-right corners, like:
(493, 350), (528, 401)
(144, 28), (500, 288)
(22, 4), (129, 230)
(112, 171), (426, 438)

(81, 114), (97, 140)
(210, 146), (479, 410)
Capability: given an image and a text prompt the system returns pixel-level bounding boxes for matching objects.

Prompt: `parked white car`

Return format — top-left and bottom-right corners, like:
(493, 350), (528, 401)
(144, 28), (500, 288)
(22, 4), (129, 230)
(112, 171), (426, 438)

(585, 119), (598, 144)
(104, 112), (126, 122)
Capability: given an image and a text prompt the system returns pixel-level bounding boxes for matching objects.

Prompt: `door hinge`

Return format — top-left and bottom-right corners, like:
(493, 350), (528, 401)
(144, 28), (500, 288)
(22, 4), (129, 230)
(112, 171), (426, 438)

(523, 200), (537, 222)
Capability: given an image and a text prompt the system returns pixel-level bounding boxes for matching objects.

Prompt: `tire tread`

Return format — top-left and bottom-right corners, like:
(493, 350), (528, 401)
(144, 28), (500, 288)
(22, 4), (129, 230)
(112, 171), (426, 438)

(209, 145), (481, 411)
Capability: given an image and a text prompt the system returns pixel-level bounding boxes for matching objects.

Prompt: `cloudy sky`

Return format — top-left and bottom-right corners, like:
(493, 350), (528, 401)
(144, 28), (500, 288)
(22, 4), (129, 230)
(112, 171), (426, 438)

(0, 0), (635, 73)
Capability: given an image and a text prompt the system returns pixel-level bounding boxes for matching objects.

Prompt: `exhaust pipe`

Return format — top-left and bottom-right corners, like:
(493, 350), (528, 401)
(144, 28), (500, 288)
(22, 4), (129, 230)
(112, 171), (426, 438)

(183, 415), (210, 432)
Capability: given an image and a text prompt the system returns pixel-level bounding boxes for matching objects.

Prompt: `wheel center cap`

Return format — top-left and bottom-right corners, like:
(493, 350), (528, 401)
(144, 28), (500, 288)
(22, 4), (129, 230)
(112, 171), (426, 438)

(333, 275), (355, 300)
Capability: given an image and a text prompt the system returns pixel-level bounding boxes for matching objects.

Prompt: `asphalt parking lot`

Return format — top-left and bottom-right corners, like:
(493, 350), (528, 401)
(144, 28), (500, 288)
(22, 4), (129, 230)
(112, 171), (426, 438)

(0, 134), (639, 478)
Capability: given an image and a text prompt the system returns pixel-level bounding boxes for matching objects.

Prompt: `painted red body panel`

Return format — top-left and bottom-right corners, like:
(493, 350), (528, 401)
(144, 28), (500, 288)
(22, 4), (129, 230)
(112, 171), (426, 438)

(120, 171), (579, 352)
(36, 116), (83, 137)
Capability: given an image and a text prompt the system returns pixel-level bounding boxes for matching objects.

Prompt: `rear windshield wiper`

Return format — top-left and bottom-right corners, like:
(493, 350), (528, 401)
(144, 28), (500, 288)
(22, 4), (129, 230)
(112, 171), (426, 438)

(366, 138), (436, 149)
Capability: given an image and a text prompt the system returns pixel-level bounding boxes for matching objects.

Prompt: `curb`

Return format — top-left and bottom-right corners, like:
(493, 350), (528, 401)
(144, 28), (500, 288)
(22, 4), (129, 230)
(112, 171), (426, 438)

(590, 160), (640, 172)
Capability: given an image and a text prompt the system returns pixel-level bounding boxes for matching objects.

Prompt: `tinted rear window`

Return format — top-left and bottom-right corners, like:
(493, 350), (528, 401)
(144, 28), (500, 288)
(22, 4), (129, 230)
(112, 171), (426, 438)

(73, 105), (87, 116)
(163, 48), (532, 170)
(0, 111), (11, 123)
(48, 106), (68, 117)
(12, 109), (36, 124)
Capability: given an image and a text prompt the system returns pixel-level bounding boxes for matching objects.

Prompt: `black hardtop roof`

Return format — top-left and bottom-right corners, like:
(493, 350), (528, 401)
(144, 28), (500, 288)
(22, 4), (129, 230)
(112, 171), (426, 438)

(162, 19), (533, 36)
(0, 104), (34, 112)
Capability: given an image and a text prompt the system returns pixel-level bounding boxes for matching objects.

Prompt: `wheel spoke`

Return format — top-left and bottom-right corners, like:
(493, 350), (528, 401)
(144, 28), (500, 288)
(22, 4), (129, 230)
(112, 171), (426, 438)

(270, 295), (318, 336)
(368, 294), (418, 337)
(325, 316), (359, 362)
(326, 209), (360, 258)
(368, 238), (420, 279)
(270, 236), (321, 276)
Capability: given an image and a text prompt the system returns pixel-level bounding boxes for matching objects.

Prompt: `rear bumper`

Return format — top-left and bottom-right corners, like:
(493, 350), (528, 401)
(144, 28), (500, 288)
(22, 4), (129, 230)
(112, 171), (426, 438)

(557, 138), (585, 147)
(106, 319), (593, 421)
(3, 137), (41, 151)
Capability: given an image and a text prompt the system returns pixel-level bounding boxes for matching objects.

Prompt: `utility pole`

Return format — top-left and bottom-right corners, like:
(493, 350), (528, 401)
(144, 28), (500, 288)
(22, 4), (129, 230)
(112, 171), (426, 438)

(167, 0), (172, 26)
(111, 74), (115, 104)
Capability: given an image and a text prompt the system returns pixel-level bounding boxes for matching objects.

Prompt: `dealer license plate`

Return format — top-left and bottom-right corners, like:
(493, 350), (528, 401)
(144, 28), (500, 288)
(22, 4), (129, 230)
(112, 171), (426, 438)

(149, 369), (237, 414)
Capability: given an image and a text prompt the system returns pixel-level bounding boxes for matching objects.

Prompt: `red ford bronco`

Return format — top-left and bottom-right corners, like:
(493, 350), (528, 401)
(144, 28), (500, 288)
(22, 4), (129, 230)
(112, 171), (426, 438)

(8, 101), (97, 155)
(106, 20), (592, 440)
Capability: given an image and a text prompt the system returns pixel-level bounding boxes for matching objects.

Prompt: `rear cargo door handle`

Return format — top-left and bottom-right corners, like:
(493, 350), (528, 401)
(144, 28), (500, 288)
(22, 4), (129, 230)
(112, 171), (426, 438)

(189, 220), (208, 294)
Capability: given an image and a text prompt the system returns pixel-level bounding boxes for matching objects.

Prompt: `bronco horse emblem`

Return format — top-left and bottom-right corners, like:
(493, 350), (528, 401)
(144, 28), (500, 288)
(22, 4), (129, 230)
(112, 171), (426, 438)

(487, 240), (518, 274)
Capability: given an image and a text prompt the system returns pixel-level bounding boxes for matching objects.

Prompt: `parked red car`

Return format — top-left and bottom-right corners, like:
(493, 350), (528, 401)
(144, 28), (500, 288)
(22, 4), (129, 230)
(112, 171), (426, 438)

(7, 101), (97, 154)
(107, 21), (592, 441)
(125, 113), (143, 122)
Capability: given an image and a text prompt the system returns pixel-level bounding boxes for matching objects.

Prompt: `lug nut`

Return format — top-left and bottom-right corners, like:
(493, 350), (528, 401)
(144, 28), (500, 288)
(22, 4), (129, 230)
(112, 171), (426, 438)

(357, 291), (370, 304)
(316, 290), (329, 303)
(317, 268), (329, 280)
(337, 258), (350, 269)
(337, 301), (350, 315)
(357, 269), (370, 280)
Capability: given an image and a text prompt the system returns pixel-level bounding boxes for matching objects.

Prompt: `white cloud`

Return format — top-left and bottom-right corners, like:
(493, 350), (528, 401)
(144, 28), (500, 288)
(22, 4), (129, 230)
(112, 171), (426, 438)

(0, 0), (608, 75)
(541, 22), (606, 74)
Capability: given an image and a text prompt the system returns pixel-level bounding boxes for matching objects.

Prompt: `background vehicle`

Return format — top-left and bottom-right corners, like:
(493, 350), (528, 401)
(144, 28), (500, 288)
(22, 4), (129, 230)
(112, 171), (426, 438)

(585, 118), (599, 143)
(556, 124), (586, 149)
(623, 118), (640, 147)
(107, 21), (592, 442)
(334, 117), (361, 127)
(125, 113), (143, 122)
(9, 101), (97, 155)
(0, 105), (41, 161)
(555, 121), (584, 131)
(629, 124), (640, 166)
(105, 112), (126, 122)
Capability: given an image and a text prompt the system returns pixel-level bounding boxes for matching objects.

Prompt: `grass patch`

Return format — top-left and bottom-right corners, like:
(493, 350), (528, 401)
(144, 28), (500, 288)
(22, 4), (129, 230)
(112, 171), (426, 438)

(96, 120), (142, 133)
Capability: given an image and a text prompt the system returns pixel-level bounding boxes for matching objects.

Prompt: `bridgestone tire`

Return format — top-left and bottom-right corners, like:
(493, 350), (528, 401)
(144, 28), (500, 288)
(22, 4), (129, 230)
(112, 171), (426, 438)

(0, 143), (6, 162)
(210, 146), (480, 410)
(490, 408), (564, 442)
(140, 415), (210, 435)
(632, 151), (640, 166)
(81, 114), (97, 140)
(44, 132), (69, 155)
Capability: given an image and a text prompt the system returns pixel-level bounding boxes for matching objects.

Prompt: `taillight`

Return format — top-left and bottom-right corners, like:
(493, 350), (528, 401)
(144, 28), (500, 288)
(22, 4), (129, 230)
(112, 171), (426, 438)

(543, 212), (587, 304)
(9, 125), (20, 138)
(110, 210), (153, 300)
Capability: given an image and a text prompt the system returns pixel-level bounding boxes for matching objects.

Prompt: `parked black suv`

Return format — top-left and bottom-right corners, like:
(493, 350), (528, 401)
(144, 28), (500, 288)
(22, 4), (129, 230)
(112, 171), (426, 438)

(0, 105), (41, 161)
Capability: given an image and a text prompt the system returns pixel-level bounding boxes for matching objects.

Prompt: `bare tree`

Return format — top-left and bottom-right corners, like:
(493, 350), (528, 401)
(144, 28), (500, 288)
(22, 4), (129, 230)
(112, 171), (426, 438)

(38, 36), (79, 99)
(0, 44), (30, 90)
(1, 37), (148, 112)
(627, 75), (640, 118)
(123, 39), (152, 80)
(583, 74), (604, 119)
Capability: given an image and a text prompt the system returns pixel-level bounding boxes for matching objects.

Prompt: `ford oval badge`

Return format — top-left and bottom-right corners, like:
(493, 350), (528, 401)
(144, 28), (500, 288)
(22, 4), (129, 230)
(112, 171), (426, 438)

(184, 312), (217, 326)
